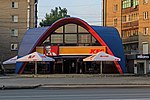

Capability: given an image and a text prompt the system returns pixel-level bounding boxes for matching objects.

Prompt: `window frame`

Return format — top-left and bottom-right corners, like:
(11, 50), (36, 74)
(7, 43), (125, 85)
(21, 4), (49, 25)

(143, 0), (149, 4)
(12, 15), (18, 22)
(11, 29), (18, 37)
(113, 18), (117, 26)
(10, 43), (18, 51)
(11, 2), (18, 8)
(143, 11), (149, 20)
(143, 27), (149, 35)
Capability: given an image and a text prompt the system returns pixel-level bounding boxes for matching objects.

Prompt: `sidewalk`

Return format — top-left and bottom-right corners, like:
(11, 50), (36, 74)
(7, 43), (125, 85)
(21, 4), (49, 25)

(1, 74), (150, 89)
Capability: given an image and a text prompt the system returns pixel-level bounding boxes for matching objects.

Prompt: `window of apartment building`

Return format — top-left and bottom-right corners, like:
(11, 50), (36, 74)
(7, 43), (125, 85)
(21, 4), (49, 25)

(128, 13), (139, 21)
(113, 18), (117, 26)
(143, 11), (149, 20)
(142, 42), (148, 54)
(133, 29), (138, 35)
(12, 15), (18, 22)
(11, 2), (18, 8)
(121, 31), (126, 38)
(11, 29), (18, 37)
(122, 30), (129, 38)
(143, 0), (149, 4)
(132, 0), (139, 7)
(122, 0), (139, 9)
(122, 0), (131, 9)
(11, 43), (18, 50)
(122, 16), (127, 22)
(128, 15), (131, 21)
(129, 29), (138, 36)
(113, 4), (118, 12)
(143, 27), (149, 35)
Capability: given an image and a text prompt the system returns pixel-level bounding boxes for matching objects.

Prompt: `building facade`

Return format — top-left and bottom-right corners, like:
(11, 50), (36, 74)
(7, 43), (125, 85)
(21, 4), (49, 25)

(16, 17), (125, 74)
(103, 0), (150, 74)
(0, 0), (38, 62)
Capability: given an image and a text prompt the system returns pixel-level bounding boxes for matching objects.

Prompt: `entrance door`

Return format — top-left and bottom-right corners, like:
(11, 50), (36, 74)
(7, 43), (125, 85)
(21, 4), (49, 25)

(64, 59), (76, 74)
(137, 62), (144, 74)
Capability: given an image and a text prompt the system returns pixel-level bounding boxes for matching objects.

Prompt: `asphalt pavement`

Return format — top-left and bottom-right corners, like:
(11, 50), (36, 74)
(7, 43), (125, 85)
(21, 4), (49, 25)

(1, 74), (150, 89)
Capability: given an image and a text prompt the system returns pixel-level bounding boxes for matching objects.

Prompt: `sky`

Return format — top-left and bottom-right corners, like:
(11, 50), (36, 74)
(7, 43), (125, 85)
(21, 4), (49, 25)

(38, 0), (102, 26)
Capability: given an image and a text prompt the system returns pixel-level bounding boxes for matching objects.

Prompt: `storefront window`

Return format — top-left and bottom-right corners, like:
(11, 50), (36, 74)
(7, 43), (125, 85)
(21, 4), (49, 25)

(65, 24), (77, 33)
(55, 26), (63, 33)
(92, 36), (96, 43)
(51, 34), (63, 43)
(65, 34), (77, 43)
(78, 34), (91, 43)
(78, 26), (89, 33)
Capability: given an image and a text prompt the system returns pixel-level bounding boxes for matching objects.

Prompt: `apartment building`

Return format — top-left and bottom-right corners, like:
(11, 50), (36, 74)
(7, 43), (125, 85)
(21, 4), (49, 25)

(0, 0), (38, 62)
(103, 0), (150, 74)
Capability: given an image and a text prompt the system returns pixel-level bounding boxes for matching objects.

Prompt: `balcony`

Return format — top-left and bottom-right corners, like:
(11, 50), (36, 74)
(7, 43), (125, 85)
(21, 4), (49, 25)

(122, 35), (139, 44)
(122, 21), (139, 30)
(122, 5), (139, 14)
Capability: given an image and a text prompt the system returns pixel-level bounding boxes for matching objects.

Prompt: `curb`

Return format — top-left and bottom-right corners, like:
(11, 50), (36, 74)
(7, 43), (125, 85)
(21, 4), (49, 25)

(1, 84), (150, 90)
(0, 84), (41, 90)
(39, 84), (150, 89)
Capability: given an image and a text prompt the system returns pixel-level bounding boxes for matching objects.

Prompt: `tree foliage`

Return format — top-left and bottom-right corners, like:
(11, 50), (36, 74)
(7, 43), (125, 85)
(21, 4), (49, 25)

(40, 7), (70, 27)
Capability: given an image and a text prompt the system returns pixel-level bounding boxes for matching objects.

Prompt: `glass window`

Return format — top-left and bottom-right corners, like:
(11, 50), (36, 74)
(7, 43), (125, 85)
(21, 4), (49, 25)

(143, 0), (148, 4)
(55, 26), (63, 33)
(143, 42), (148, 54)
(11, 29), (18, 37)
(12, 15), (18, 22)
(65, 24), (77, 33)
(143, 11), (149, 20)
(132, 0), (139, 7)
(11, 43), (18, 50)
(51, 34), (63, 43)
(143, 27), (149, 35)
(43, 37), (50, 44)
(11, 2), (18, 8)
(122, 0), (132, 9)
(92, 36), (97, 43)
(65, 34), (77, 43)
(122, 16), (127, 22)
(78, 34), (91, 43)
(113, 18), (117, 26)
(113, 4), (118, 12)
(78, 26), (88, 33)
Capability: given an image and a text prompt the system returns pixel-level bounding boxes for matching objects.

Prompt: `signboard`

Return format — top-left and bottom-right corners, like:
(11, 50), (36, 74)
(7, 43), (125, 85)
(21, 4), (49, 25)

(36, 46), (59, 56)
(136, 54), (150, 60)
(59, 46), (106, 55)
(44, 46), (59, 56)
(36, 46), (106, 56)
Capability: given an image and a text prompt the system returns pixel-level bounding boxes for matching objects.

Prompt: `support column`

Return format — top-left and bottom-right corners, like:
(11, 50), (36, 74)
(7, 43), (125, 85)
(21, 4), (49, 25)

(76, 59), (79, 74)
(84, 62), (86, 74)
(35, 62), (37, 74)
(62, 59), (64, 73)
(53, 62), (55, 74)
(100, 61), (102, 74)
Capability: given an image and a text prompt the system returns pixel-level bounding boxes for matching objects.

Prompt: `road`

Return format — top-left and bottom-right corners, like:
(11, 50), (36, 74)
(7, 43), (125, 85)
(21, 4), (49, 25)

(1, 88), (150, 100)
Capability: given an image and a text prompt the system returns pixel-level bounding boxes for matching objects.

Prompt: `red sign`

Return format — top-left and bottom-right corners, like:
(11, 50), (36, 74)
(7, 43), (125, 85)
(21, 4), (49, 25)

(90, 49), (105, 54)
(44, 46), (59, 56)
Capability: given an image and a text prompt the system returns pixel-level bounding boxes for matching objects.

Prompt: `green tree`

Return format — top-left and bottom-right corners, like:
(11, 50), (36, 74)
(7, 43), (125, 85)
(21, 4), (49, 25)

(40, 7), (70, 27)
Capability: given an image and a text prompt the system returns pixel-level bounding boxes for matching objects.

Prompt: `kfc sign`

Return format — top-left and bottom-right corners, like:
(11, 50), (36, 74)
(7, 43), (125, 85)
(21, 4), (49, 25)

(59, 46), (106, 55)
(44, 46), (59, 56)
(90, 49), (105, 54)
